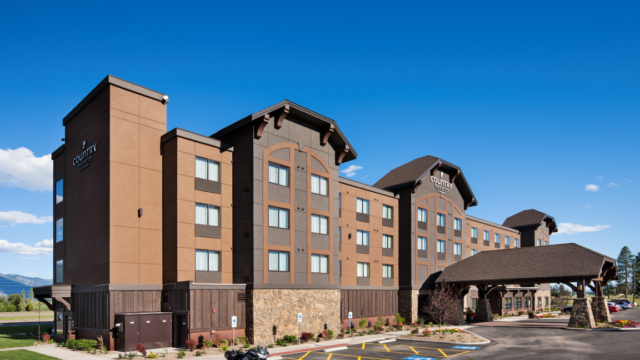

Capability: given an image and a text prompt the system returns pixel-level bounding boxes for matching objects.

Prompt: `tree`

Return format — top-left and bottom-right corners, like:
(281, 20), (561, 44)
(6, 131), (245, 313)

(617, 247), (634, 296)
(421, 283), (459, 327)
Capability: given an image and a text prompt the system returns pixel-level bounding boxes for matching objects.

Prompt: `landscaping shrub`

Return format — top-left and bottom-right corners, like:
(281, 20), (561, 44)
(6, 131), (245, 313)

(359, 318), (368, 329)
(282, 335), (297, 343)
(221, 345), (229, 351)
(327, 329), (334, 338)
(42, 333), (50, 343)
(178, 350), (186, 359)
(268, 344), (274, 348)
(301, 332), (313, 342)
(203, 339), (214, 348)
(148, 352), (159, 358)
(136, 343), (147, 356)
(4, 304), (16, 312)
(186, 339), (197, 351)
(26, 303), (34, 311)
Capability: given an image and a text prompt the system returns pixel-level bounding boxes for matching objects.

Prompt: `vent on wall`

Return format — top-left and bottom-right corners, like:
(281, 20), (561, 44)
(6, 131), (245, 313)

(237, 292), (246, 302)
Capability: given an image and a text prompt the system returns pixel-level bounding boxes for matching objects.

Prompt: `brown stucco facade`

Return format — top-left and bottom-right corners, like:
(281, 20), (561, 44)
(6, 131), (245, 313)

(42, 75), (558, 349)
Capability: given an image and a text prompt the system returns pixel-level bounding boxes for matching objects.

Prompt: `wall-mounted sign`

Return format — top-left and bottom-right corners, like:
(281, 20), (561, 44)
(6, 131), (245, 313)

(72, 140), (97, 171)
(430, 171), (453, 195)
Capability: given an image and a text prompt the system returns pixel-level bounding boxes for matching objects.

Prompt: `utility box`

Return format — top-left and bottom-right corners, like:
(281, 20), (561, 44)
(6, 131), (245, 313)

(115, 312), (172, 352)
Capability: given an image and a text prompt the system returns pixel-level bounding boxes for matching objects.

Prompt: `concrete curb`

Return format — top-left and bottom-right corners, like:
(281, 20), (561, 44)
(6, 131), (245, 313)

(564, 327), (640, 331)
(322, 347), (349, 352)
(377, 339), (396, 344)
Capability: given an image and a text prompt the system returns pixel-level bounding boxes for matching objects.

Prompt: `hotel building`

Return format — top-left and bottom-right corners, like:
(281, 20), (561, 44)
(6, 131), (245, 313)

(37, 76), (554, 350)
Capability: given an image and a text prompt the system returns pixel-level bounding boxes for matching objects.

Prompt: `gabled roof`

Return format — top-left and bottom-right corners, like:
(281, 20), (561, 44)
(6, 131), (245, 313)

(373, 156), (478, 208)
(503, 209), (558, 233)
(436, 243), (617, 285)
(210, 100), (357, 163)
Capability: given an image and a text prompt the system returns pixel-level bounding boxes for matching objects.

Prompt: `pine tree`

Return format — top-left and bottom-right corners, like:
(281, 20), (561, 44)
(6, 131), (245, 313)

(616, 247), (634, 296)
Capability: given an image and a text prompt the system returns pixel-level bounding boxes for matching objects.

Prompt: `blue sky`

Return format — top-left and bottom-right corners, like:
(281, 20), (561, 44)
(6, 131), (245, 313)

(0, 1), (638, 279)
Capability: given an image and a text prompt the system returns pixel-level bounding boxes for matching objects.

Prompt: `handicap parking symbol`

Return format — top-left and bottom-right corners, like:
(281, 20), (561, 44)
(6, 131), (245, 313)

(450, 346), (481, 350)
(402, 357), (438, 360)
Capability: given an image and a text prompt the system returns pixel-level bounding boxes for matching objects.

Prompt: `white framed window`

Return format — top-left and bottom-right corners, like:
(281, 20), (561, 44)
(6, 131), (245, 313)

(505, 236), (510, 246)
(357, 262), (370, 278)
(437, 240), (446, 253)
(268, 207), (289, 229)
(471, 249), (478, 255)
(196, 250), (220, 271)
(311, 175), (328, 195)
(454, 243), (462, 255)
(471, 227), (478, 238)
(55, 179), (63, 204)
(311, 254), (329, 273)
(483, 230), (490, 241)
(196, 157), (220, 182)
(196, 203), (220, 226)
(268, 163), (289, 186)
(268, 251), (289, 271)
(515, 238), (520, 247)
(383, 265), (393, 279)
(382, 235), (393, 249)
(55, 218), (63, 242)
(437, 213), (446, 226)
(382, 205), (393, 220)
(311, 215), (328, 234)
(454, 218), (462, 230)
(417, 208), (427, 222)
(418, 236), (427, 250)
(536, 238), (541, 246)
(495, 233), (500, 243)
(356, 198), (369, 214)
(356, 230), (369, 246)
(55, 260), (63, 284)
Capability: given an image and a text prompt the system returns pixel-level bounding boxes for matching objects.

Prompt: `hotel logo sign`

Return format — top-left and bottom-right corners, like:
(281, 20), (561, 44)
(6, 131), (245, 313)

(430, 171), (453, 195)
(72, 140), (97, 171)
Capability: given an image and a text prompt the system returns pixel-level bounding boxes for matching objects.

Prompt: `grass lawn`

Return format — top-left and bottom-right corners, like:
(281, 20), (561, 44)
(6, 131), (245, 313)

(0, 350), (59, 360)
(0, 325), (53, 335)
(0, 334), (39, 349)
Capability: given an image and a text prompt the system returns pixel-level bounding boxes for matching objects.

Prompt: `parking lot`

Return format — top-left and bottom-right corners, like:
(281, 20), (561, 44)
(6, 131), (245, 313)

(282, 339), (487, 360)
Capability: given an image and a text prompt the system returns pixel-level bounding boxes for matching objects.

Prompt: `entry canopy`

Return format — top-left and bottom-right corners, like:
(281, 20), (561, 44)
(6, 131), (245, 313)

(436, 243), (617, 287)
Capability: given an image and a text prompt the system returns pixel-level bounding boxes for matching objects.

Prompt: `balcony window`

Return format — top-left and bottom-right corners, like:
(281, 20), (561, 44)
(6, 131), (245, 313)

(437, 240), (446, 253)
(437, 213), (446, 227)
(196, 157), (220, 182)
(311, 254), (328, 273)
(268, 251), (289, 271)
(268, 163), (289, 186)
(471, 249), (478, 255)
(55, 179), (63, 204)
(454, 218), (462, 231)
(383, 265), (393, 279)
(454, 243), (462, 255)
(196, 250), (220, 271)
(505, 236), (510, 246)
(311, 175), (328, 195)
(196, 203), (220, 226)
(55, 260), (63, 284)
(382, 205), (393, 220)
(471, 227), (478, 238)
(537, 238), (541, 246)
(55, 218), (63, 243)
(495, 233), (500, 243)
(483, 231), (490, 241)
(356, 198), (369, 214)
(311, 215), (328, 234)
(418, 208), (427, 222)
(515, 238), (520, 247)
(418, 236), (427, 250)
(382, 235), (393, 249)
(268, 207), (289, 229)
(357, 230), (369, 246)
(357, 262), (370, 278)
(544, 240), (549, 246)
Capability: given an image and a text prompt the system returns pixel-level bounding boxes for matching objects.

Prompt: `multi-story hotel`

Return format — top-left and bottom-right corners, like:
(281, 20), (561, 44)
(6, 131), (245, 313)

(37, 76), (555, 350)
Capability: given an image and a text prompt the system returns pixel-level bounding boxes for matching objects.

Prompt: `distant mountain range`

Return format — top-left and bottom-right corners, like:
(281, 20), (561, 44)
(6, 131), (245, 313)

(0, 274), (52, 298)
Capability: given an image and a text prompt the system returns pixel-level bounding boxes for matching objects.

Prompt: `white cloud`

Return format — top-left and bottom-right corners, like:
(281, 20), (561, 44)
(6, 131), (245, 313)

(0, 147), (52, 191)
(26, 273), (37, 276)
(585, 184), (599, 192)
(557, 223), (610, 235)
(0, 239), (53, 255)
(596, 176), (603, 179)
(340, 165), (363, 177)
(607, 183), (618, 187)
(0, 211), (53, 225)
(585, 205), (592, 209)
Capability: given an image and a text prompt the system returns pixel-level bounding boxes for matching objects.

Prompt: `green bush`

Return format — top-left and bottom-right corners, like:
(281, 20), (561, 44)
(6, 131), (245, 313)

(4, 304), (16, 312)
(148, 352), (158, 359)
(221, 345), (229, 351)
(267, 344), (274, 348)
(26, 303), (34, 311)
(203, 339), (214, 348)
(359, 318), (368, 328)
(177, 351), (186, 359)
(282, 335), (297, 343)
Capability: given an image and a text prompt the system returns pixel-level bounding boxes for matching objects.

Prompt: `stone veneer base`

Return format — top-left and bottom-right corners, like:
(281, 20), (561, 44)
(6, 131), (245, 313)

(475, 299), (493, 322)
(568, 298), (596, 328)
(591, 297), (611, 323)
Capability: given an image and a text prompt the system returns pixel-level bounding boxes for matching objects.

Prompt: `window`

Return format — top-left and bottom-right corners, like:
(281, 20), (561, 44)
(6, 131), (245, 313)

(537, 297), (542, 307)
(383, 265), (393, 278)
(471, 227), (478, 238)
(311, 215), (328, 234)
(504, 297), (512, 310)
(544, 241), (549, 246)
(55, 260), (63, 284)
(195, 250), (220, 271)
(545, 297), (549, 306)
(437, 240), (446, 253)
(382, 205), (393, 220)
(505, 236), (510, 246)
(196, 157), (220, 182)
(382, 235), (393, 249)
(454, 218), (462, 230)
(339, 260), (342, 276)
(311, 175), (328, 195)
(55, 179), (63, 204)
(196, 203), (220, 226)
(495, 233), (500, 243)
(357, 230), (369, 246)
(472, 298), (477, 310)
(311, 254), (328, 273)
(515, 297), (522, 309)
(268, 251), (289, 271)
(339, 226), (342, 243)
(483, 231), (490, 241)
(268, 163), (289, 186)
(356, 198), (369, 214)
(515, 238), (520, 247)
(437, 213), (446, 226)
(55, 218), (63, 242)
(471, 249), (478, 255)
(357, 262), (370, 277)
(536, 238), (541, 246)
(268, 207), (289, 229)
(417, 208), (427, 222)
(339, 193), (341, 208)
(418, 236), (427, 250)
(454, 243), (462, 255)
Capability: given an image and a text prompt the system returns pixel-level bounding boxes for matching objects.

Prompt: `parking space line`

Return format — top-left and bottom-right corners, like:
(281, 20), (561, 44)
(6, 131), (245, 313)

(349, 346), (443, 358)
(383, 345), (390, 352)
(449, 351), (470, 357)
(362, 343), (366, 349)
(437, 349), (447, 358)
(327, 354), (333, 360)
(310, 351), (392, 360)
(410, 347), (419, 354)
(381, 344), (465, 352)
(301, 351), (311, 360)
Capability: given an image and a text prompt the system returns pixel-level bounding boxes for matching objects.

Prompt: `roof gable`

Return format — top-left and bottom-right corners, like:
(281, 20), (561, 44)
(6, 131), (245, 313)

(503, 209), (558, 233)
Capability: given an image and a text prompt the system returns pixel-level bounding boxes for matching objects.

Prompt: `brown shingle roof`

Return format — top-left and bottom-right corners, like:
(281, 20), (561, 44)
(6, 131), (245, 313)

(436, 243), (616, 284)
(503, 209), (557, 233)
(373, 156), (440, 190)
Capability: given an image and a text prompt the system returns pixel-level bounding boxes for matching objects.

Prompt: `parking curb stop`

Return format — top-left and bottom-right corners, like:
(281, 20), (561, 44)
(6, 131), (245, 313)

(322, 346), (349, 352)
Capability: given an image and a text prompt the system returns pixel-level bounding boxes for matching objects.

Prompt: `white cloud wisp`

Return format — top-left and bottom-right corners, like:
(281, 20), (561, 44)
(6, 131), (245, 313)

(0, 211), (53, 225)
(557, 223), (610, 235)
(585, 184), (599, 192)
(341, 165), (363, 177)
(0, 239), (53, 255)
(0, 148), (52, 191)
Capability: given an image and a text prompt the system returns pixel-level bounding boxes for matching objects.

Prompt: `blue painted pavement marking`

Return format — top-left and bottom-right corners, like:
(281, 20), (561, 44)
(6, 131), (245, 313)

(402, 357), (438, 360)
(450, 346), (481, 350)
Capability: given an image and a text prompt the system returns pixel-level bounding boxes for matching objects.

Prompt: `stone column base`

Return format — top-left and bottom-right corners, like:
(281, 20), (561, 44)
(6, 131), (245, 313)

(475, 299), (492, 322)
(591, 297), (611, 323)
(568, 298), (596, 328)
(398, 290), (418, 324)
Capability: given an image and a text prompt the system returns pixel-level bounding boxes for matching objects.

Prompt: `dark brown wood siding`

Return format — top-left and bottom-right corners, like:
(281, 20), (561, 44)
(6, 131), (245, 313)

(340, 290), (398, 319)
(71, 291), (110, 330)
(163, 289), (245, 331)
(109, 290), (162, 329)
